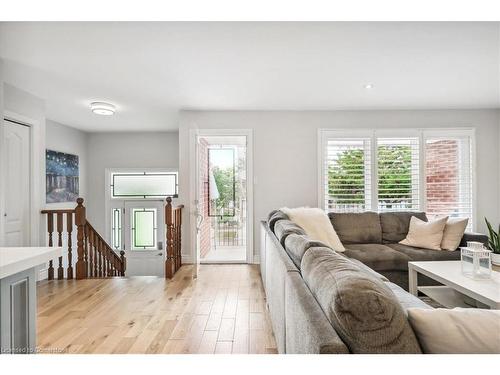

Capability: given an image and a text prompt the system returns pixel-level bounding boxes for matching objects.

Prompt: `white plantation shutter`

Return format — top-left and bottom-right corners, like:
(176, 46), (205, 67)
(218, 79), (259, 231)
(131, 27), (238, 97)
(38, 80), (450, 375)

(323, 137), (372, 212)
(424, 135), (473, 227)
(377, 137), (420, 212)
(320, 129), (475, 228)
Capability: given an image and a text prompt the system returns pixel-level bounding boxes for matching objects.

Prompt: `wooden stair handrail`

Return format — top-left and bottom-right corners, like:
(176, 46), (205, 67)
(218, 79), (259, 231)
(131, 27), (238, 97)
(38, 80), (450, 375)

(41, 197), (126, 280)
(165, 197), (184, 279)
(85, 221), (126, 276)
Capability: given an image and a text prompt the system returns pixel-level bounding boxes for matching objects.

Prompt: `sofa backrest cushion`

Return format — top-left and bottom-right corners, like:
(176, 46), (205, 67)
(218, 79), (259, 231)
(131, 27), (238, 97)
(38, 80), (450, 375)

(379, 211), (427, 243)
(274, 220), (306, 247)
(268, 210), (290, 233)
(328, 212), (382, 244)
(301, 247), (422, 354)
(284, 233), (327, 269)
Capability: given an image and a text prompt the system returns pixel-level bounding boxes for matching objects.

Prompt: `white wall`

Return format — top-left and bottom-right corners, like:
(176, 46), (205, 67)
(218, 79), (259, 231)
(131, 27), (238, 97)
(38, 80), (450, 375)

(86, 131), (179, 234)
(179, 109), (500, 262)
(45, 120), (88, 208)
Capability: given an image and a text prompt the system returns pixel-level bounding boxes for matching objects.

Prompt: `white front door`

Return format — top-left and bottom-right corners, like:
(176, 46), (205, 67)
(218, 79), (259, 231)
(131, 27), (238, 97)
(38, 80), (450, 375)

(123, 200), (165, 276)
(3, 120), (30, 246)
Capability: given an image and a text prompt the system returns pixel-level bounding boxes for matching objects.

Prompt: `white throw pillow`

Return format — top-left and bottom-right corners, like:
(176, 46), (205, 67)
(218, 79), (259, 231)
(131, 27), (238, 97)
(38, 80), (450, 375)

(281, 207), (345, 252)
(399, 216), (448, 250)
(407, 307), (500, 354)
(441, 217), (469, 251)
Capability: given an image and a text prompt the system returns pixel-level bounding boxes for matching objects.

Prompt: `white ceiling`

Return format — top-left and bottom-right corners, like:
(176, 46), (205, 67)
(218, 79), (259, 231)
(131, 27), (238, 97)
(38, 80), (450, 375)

(0, 22), (499, 132)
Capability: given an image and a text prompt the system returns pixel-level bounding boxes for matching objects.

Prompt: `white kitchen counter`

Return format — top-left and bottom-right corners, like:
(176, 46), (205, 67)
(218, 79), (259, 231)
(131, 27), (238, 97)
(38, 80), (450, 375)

(0, 246), (63, 353)
(0, 247), (63, 279)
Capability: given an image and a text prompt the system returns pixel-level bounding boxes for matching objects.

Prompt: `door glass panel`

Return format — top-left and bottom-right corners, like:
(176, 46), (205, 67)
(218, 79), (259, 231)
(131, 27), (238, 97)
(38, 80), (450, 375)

(112, 173), (178, 198)
(111, 208), (122, 250)
(208, 147), (235, 217)
(132, 208), (157, 249)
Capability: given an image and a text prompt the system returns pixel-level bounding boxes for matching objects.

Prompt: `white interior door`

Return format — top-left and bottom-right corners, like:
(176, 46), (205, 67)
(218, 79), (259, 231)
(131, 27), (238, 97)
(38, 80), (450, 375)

(123, 200), (165, 276)
(3, 120), (30, 246)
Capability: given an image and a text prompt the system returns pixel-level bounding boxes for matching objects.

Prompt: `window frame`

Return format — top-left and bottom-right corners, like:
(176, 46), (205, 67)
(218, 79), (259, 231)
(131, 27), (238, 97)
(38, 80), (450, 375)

(104, 167), (179, 249)
(110, 171), (178, 199)
(318, 128), (476, 230)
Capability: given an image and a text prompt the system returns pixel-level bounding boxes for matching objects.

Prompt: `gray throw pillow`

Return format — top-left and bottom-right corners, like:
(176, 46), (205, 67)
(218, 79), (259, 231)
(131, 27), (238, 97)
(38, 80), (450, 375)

(284, 233), (327, 269)
(267, 210), (290, 232)
(274, 220), (306, 247)
(301, 247), (422, 354)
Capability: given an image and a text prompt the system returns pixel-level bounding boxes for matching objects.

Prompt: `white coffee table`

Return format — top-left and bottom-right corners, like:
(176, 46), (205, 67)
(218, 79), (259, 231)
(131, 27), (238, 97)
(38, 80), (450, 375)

(408, 261), (500, 309)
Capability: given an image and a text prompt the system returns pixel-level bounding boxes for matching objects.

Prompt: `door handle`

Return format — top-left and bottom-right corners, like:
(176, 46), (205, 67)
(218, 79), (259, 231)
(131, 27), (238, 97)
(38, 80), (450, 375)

(157, 252), (163, 256)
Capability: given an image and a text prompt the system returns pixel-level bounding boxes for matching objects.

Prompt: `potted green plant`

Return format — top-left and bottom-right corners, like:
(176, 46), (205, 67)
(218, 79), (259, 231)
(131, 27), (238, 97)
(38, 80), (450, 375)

(485, 218), (500, 266)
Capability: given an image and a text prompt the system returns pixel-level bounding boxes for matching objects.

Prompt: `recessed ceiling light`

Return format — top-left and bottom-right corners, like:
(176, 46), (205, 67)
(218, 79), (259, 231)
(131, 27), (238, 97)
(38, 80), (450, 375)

(364, 84), (374, 90)
(90, 102), (116, 116)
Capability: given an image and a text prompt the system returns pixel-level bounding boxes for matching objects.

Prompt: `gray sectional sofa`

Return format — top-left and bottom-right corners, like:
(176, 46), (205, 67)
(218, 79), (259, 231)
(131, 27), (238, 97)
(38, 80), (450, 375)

(259, 210), (488, 354)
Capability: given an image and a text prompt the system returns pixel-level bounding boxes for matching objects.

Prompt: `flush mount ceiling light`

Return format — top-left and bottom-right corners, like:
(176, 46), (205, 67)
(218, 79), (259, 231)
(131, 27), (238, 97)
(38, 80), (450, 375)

(364, 83), (374, 90)
(90, 102), (116, 116)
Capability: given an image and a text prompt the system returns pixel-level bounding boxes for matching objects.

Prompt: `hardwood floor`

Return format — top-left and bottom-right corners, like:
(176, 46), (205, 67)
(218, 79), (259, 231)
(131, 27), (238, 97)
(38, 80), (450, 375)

(36, 265), (278, 354)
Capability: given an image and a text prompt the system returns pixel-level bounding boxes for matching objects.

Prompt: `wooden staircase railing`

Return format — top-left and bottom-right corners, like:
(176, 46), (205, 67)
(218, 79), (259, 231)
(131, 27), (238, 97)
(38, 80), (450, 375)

(165, 197), (184, 279)
(41, 198), (126, 280)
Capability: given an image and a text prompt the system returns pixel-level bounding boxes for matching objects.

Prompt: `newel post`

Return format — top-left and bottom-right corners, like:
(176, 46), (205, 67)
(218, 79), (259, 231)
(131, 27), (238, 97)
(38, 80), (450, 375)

(75, 198), (87, 279)
(165, 197), (174, 279)
(120, 250), (126, 276)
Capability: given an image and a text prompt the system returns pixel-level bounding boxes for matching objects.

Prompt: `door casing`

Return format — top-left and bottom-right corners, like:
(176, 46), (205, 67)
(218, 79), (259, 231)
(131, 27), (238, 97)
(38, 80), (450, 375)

(189, 129), (254, 273)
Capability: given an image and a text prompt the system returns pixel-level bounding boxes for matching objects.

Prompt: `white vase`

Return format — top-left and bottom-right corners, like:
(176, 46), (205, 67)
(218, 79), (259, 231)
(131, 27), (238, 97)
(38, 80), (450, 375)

(491, 253), (500, 266)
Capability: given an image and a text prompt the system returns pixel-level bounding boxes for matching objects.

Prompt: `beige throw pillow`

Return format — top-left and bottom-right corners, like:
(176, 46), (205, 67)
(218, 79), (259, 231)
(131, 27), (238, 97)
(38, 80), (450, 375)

(281, 207), (345, 252)
(399, 216), (448, 250)
(407, 308), (500, 354)
(441, 217), (469, 251)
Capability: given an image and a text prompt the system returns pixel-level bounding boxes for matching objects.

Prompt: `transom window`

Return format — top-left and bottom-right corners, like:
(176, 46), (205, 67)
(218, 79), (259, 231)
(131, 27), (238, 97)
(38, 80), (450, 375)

(111, 171), (178, 198)
(319, 129), (475, 229)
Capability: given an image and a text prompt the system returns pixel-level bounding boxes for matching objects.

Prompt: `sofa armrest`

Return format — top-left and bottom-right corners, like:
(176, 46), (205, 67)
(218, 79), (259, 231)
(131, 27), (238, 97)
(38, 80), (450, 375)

(460, 232), (489, 247)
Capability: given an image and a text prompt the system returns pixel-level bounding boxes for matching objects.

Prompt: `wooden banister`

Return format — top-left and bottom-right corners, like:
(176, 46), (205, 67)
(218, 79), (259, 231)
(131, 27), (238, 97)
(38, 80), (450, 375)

(165, 197), (184, 279)
(41, 197), (126, 280)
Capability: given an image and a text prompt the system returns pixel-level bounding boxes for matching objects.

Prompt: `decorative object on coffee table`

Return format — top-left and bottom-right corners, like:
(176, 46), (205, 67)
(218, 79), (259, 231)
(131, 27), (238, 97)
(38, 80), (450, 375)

(461, 243), (492, 279)
(485, 217), (500, 266)
(408, 261), (500, 309)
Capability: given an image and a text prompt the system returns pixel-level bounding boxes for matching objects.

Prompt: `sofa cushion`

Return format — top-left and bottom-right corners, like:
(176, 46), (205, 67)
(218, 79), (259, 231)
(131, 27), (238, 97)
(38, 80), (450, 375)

(380, 211), (427, 243)
(387, 243), (461, 262)
(328, 212), (382, 244)
(274, 220), (306, 247)
(301, 247), (422, 354)
(284, 234), (327, 269)
(347, 257), (389, 282)
(268, 210), (290, 232)
(344, 243), (411, 271)
(460, 232), (489, 247)
(385, 282), (432, 311)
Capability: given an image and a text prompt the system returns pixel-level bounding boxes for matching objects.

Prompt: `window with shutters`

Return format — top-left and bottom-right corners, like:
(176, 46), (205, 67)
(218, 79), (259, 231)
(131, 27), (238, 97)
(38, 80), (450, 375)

(323, 137), (372, 212)
(424, 135), (473, 224)
(319, 129), (475, 229)
(377, 137), (420, 212)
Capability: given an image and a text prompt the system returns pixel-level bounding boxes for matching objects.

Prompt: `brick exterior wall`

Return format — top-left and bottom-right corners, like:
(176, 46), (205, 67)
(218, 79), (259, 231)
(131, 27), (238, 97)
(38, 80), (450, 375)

(199, 138), (212, 258)
(425, 139), (459, 217)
